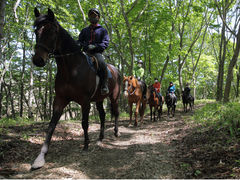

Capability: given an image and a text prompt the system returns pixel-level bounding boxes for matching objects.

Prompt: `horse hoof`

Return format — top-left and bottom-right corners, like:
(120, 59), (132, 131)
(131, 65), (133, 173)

(31, 155), (45, 170)
(96, 141), (103, 147)
(115, 131), (120, 137)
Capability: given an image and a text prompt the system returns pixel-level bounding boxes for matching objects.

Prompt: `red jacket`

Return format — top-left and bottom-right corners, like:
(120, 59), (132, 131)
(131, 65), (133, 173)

(153, 82), (161, 93)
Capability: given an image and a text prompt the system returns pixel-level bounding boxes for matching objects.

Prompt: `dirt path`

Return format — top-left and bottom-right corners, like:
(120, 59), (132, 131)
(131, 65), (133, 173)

(0, 105), (239, 178)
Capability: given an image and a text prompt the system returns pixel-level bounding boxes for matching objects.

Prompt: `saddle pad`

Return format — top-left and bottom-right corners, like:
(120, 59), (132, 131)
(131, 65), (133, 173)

(84, 53), (112, 78)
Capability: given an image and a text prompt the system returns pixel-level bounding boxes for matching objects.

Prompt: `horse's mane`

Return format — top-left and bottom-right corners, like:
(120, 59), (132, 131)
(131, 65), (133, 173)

(34, 14), (80, 53)
(58, 24), (80, 53)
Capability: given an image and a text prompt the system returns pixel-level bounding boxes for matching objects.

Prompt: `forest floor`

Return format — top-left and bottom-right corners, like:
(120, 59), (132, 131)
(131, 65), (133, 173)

(1, 104), (240, 179)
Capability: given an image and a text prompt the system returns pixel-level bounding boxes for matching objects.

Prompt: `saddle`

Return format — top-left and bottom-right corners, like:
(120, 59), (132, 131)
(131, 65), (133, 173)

(84, 53), (112, 78)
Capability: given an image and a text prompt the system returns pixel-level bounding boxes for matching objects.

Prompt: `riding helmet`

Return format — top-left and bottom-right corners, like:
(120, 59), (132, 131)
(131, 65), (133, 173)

(88, 8), (100, 17)
(138, 60), (143, 64)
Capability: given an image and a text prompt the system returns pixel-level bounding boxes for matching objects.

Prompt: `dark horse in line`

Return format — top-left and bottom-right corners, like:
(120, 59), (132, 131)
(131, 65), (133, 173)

(147, 85), (164, 121)
(165, 92), (177, 117)
(182, 90), (194, 112)
(31, 8), (121, 169)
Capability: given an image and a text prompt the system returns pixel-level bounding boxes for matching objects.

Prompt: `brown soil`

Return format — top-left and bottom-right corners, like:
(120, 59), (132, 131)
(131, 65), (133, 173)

(1, 105), (240, 179)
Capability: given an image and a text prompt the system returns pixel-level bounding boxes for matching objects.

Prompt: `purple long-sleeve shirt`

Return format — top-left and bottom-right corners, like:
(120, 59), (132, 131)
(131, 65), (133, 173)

(78, 24), (109, 53)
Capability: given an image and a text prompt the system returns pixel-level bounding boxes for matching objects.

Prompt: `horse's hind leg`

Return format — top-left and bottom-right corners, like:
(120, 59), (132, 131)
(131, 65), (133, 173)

(129, 103), (133, 125)
(139, 101), (146, 124)
(96, 101), (105, 141)
(173, 105), (176, 117)
(135, 101), (141, 126)
(153, 106), (156, 121)
(150, 106), (153, 121)
(31, 97), (68, 170)
(110, 99), (119, 137)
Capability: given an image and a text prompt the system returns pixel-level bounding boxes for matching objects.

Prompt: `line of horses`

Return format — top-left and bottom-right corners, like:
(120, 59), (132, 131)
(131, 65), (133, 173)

(123, 76), (195, 126)
(31, 8), (194, 169)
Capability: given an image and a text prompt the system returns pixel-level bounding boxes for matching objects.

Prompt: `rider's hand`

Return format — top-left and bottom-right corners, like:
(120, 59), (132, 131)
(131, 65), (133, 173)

(88, 44), (96, 50)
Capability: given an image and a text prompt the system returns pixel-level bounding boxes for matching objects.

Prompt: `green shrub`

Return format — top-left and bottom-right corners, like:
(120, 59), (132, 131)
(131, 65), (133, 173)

(193, 102), (240, 137)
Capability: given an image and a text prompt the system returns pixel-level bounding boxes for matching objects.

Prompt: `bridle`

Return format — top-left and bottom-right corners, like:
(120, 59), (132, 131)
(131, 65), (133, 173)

(124, 80), (136, 96)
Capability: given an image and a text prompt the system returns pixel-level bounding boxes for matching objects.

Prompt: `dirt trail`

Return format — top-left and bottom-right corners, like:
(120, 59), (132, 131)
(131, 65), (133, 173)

(0, 105), (239, 178)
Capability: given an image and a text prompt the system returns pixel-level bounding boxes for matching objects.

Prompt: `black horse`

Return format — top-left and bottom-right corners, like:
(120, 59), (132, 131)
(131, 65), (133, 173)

(182, 90), (194, 112)
(31, 8), (121, 169)
(165, 92), (176, 117)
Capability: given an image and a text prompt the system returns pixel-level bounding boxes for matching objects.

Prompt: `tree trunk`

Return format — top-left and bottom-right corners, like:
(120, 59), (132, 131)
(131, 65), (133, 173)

(0, 0), (5, 41)
(216, 20), (226, 101)
(20, 31), (26, 117)
(223, 24), (240, 102)
(120, 0), (135, 74)
(236, 65), (240, 97)
(48, 61), (53, 118)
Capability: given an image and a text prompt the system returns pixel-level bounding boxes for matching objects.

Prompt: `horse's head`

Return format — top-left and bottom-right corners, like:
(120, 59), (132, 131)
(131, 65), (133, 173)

(123, 76), (137, 97)
(32, 8), (59, 67)
(147, 85), (154, 97)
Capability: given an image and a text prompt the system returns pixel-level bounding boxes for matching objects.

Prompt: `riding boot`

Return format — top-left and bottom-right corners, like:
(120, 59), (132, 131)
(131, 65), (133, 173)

(95, 53), (109, 95)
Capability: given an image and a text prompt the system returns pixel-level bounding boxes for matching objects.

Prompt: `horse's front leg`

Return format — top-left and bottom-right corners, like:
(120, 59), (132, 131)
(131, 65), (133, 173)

(82, 104), (91, 151)
(96, 101), (105, 141)
(31, 97), (68, 170)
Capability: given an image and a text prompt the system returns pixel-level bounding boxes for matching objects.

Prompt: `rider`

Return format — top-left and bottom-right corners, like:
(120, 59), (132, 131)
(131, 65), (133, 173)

(167, 81), (177, 104)
(184, 83), (191, 95)
(78, 8), (110, 95)
(134, 60), (146, 99)
(134, 60), (144, 81)
(153, 78), (161, 100)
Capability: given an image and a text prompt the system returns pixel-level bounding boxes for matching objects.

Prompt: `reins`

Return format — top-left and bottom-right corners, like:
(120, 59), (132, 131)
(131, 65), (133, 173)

(48, 50), (81, 58)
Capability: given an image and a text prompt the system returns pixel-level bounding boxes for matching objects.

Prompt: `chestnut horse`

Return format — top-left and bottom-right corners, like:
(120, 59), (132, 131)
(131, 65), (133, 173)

(147, 85), (164, 121)
(123, 76), (147, 126)
(31, 8), (121, 169)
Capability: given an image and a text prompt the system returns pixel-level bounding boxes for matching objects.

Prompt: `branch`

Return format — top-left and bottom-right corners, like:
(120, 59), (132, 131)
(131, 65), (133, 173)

(126, 0), (139, 15)
(77, 0), (87, 27)
(131, 0), (149, 26)
(13, 0), (21, 23)
(214, 0), (237, 37)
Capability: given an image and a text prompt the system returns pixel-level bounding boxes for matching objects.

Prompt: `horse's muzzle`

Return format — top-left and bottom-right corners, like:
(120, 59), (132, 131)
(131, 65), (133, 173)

(32, 54), (47, 67)
(123, 90), (128, 97)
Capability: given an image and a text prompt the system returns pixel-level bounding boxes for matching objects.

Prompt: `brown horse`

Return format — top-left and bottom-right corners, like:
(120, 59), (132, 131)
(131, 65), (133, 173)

(147, 85), (164, 121)
(31, 8), (121, 169)
(123, 76), (147, 126)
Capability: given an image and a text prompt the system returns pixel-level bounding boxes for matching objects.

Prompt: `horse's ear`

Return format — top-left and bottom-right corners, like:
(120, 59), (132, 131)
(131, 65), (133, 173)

(47, 8), (55, 21)
(34, 7), (40, 17)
